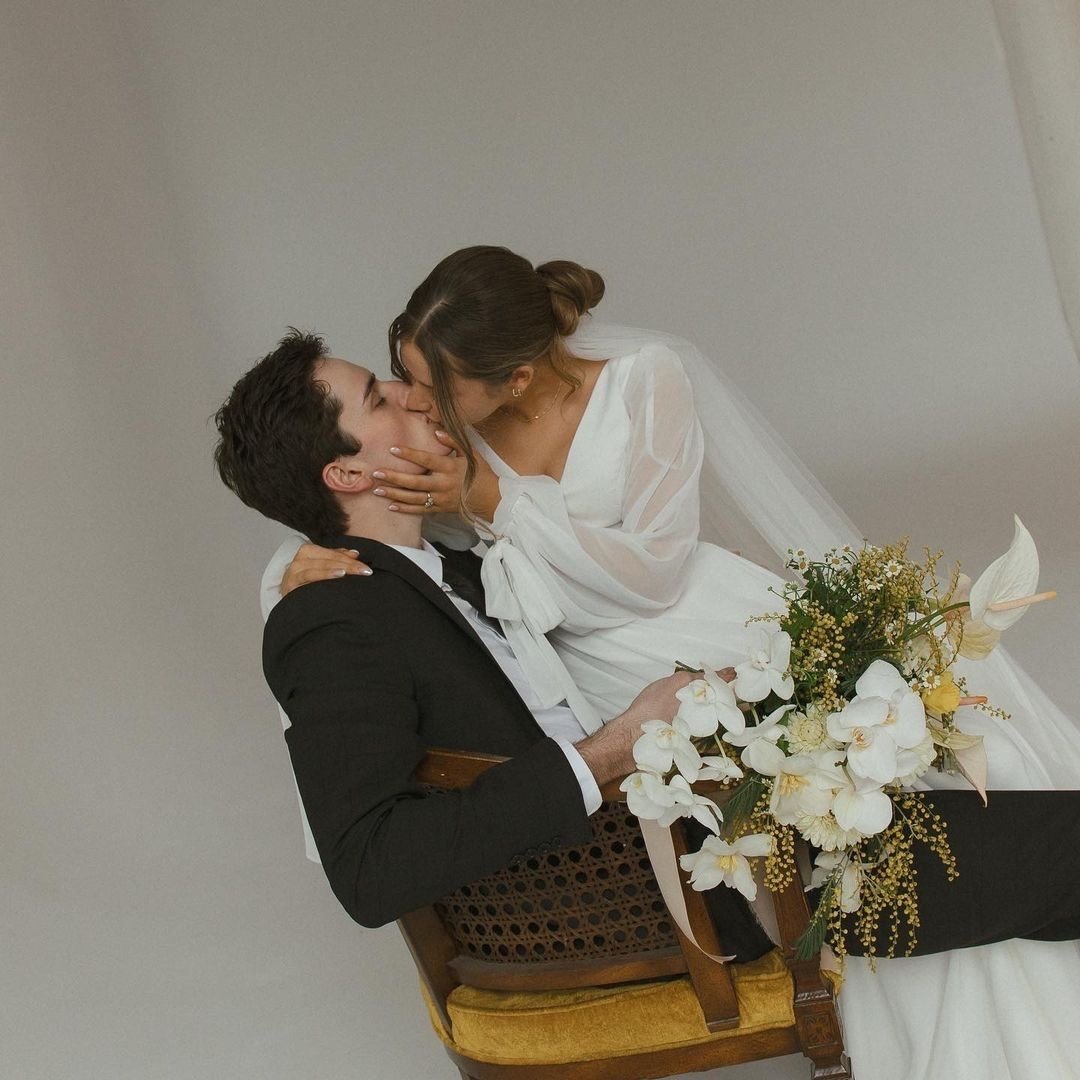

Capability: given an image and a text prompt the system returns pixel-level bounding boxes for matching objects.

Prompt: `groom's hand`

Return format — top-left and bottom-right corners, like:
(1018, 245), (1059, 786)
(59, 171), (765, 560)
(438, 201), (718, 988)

(576, 668), (735, 787)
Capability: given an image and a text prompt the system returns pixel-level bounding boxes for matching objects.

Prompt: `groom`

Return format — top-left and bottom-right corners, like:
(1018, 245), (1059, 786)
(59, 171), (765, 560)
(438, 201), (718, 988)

(213, 329), (769, 941)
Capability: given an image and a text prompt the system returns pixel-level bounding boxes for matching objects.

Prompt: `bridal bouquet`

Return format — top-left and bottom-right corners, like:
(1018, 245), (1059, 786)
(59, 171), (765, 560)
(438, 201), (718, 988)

(621, 516), (1054, 962)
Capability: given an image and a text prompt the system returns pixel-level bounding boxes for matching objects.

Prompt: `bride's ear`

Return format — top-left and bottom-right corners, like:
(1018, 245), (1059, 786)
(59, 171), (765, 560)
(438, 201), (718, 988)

(507, 365), (534, 397)
(322, 459), (373, 495)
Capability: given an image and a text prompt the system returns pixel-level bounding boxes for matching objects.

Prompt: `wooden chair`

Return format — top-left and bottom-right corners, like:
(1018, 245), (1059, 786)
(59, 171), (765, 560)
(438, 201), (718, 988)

(398, 749), (852, 1079)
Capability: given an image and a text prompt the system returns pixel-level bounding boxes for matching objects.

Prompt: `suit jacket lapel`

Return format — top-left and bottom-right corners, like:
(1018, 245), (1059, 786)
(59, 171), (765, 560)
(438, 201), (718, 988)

(322, 538), (542, 738)
(329, 535), (488, 647)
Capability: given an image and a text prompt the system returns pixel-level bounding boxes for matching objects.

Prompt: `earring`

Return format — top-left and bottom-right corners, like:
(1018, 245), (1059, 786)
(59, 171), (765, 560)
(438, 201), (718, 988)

(511, 387), (523, 398)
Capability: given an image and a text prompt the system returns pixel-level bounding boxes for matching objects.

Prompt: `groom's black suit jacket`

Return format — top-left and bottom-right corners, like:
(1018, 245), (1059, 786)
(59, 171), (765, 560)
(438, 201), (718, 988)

(263, 535), (593, 928)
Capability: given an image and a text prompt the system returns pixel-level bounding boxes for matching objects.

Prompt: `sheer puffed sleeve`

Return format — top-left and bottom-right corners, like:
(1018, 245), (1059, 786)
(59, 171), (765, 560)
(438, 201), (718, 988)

(479, 345), (704, 713)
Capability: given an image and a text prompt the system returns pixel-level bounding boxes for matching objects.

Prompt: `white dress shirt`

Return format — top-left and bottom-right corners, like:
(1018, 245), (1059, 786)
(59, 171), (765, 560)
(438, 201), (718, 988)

(389, 540), (602, 816)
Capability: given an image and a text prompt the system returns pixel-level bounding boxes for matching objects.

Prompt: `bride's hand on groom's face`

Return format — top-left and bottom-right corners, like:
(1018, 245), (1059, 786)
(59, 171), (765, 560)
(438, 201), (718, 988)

(280, 543), (373, 596)
(370, 430), (474, 516)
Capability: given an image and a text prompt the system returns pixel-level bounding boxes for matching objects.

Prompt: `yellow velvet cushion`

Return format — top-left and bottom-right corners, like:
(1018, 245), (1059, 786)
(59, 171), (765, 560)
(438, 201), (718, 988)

(422, 949), (795, 1066)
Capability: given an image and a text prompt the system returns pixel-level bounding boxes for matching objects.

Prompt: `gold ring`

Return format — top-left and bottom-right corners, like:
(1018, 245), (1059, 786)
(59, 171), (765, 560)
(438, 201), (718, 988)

(424, 492), (435, 509)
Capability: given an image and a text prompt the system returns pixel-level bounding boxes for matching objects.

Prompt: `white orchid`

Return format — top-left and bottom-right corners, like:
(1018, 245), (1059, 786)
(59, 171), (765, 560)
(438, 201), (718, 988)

(721, 699), (799, 760)
(723, 704), (796, 774)
(632, 719), (702, 782)
(894, 732), (937, 786)
(656, 775), (725, 831)
(809, 851), (862, 913)
(675, 668), (745, 737)
(751, 747), (845, 826)
(696, 753), (744, 783)
(679, 833), (773, 899)
(622, 757), (725, 831)
(620, 769), (681, 821)
(827, 660), (928, 784)
(734, 626), (795, 702)
(832, 773), (893, 838)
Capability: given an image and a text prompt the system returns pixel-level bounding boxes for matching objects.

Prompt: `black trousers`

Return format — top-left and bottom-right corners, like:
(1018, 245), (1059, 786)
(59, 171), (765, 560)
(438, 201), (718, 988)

(842, 789), (1080, 957)
(693, 790), (1080, 961)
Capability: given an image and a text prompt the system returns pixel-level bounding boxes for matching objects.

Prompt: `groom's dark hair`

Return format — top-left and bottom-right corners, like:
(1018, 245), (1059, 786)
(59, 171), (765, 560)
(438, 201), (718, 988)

(213, 329), (358, 539)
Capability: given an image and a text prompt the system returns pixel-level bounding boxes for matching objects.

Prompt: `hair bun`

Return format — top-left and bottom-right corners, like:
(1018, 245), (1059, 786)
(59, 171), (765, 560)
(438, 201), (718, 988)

(535, 260), (605, 336)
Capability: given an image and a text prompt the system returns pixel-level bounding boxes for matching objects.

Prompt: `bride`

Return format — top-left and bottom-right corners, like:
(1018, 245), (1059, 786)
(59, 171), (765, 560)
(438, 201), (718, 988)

(264, 245), (1080, 1080)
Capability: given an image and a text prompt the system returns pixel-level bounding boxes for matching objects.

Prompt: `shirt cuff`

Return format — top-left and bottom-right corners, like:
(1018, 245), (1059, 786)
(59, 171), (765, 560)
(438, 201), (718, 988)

(553, 737), (603, 816)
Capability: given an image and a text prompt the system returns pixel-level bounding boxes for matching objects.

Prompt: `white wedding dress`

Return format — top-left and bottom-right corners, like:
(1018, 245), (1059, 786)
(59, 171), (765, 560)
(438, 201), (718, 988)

(468, 333), (1080, 1080)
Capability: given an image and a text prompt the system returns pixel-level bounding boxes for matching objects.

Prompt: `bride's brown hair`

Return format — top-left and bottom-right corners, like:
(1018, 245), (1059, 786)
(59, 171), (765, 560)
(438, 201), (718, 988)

(388, 245), (605, 513)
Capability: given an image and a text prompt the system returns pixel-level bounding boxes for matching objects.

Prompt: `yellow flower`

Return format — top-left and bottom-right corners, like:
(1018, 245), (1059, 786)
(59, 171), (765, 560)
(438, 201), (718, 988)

(921, 671), (961, 714)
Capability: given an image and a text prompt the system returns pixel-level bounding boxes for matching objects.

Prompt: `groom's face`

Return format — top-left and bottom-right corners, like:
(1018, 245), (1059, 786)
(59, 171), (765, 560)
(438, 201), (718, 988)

(317, 357), (450, 480)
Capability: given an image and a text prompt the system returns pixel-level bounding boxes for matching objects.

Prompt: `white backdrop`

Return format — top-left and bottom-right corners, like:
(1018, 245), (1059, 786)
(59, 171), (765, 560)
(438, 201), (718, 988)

(1, 2), (1078, 1078)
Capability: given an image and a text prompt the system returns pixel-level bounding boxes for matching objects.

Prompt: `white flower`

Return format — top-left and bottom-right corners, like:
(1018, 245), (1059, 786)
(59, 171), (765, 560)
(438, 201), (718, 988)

(765, 749), (846, 826)
(675, 668), (745, 737)
(658, 775), (725, 832)
(794, 812), (863, 852)
(632, 719), (702, 782)
(785, 705), (838, 756)
(734, 626), (795, 702)
(968, 515), (1040, 632)
(832, 773), (893, 837)
(723, 704), (796, 774)
(696, 753), (744, 783)
(809, 851), (862, 913)
(826, 660), (928, 784)
(902, 632), (934, 674)
(894, 732), (937, 786)
(679, 833), (773, 899)
(620, 772), (724, 832)
(620, 770), (680, 821)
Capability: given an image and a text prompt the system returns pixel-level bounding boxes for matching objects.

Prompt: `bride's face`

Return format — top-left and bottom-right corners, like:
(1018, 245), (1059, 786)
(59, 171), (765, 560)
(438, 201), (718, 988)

(397, 339), (508, 426)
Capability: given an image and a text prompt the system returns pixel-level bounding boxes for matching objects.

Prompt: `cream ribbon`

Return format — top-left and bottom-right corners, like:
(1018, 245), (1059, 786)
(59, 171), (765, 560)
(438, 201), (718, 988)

(638, 819), (734, 963)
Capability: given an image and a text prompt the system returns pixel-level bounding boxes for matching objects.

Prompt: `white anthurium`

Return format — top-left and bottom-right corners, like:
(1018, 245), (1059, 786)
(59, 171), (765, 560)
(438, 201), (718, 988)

(968, 515), (1041, 632)
(657, 775), (725, 832)
(767, 749), (846, 827)
(620, 770), (680, 821)
(957, 619), (1002, 661)
(828, 660), (928, 784)
(697, 753), (744, 783)
(809, 851), (862, 913)
(632, 719), (702, 782)
(733, 626), (796, 703)
(832, 774), (893, 837)
(947, 573), (1002, 660)
(679, 833), (773, 899)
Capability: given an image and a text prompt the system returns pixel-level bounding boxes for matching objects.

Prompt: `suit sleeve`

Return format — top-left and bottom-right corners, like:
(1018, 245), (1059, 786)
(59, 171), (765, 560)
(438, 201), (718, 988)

(263, 582), (593, 927)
